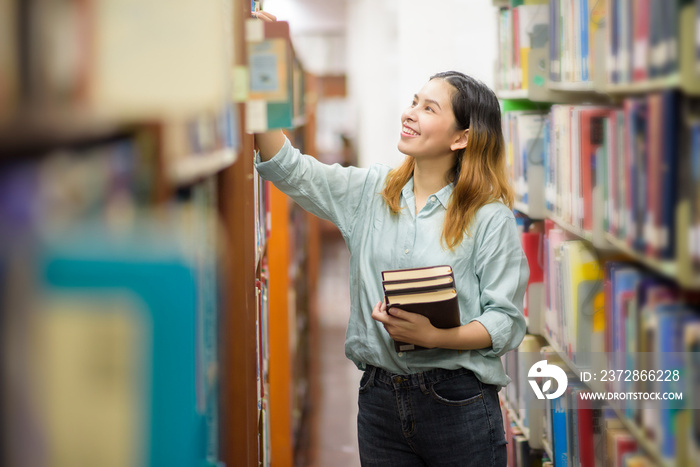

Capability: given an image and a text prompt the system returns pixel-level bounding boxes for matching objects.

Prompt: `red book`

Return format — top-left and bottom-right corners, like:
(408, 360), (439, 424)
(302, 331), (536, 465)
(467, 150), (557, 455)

(613, 433), (638, 466)
(521, 230), (543, 319)
(632, 0), (650, 81)
(576, 392), (595, 467)
(578, 107), (612, 231)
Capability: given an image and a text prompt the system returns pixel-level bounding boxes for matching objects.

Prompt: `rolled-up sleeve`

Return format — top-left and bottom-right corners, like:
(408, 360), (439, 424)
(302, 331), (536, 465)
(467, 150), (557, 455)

(254, 137), (372, 237)
(471, 215), (528, 357)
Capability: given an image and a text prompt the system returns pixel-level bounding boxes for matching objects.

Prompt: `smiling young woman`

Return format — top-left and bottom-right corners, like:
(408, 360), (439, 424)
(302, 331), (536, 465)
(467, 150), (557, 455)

(254, 68), (527, 467)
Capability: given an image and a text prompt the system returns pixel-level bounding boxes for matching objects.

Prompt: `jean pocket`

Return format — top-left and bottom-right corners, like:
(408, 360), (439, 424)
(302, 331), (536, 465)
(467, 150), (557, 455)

(428, 373), (484, 407)
(359, 367), (376, 394)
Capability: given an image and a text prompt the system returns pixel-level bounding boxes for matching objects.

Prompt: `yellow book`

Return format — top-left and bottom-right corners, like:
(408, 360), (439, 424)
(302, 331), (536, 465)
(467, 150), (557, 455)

(561, 240), (603, 365)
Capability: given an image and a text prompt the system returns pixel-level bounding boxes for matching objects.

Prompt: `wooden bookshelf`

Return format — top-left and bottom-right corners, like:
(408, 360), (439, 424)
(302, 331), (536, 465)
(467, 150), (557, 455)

(1, 1), (246, 466)
(221, 5), (318, 466)
(168, 149), (238, 187)
(0, 107), (122, 154)
(496, 2), (700, 466)
(219, 1), (258, 466)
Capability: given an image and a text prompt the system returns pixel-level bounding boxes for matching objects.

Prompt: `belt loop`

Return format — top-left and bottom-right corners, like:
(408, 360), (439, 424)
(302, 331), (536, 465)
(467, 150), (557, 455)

(368, 365), (377, 387)
(418, 372), (429, 394)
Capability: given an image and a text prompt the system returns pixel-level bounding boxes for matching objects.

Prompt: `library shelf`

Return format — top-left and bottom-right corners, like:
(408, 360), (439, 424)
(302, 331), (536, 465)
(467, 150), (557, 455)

(545, 210), (613, 251)
(541, 439), (553, 464)
(0, 107), (121, 154)
(547, 81), (597, 93)
(514, 200), (547, 220)
(513, 200), (530, 217)
(610, 406), (673, 467)
(604, 75), (682, 95)
(496, 1), (700, 466)
(603, 233), (679, 282)
(168, 148), (238, 187)
(538, 332), (673, 467)
(503, 400), (531, 441)
(497, 89), (530, 100)
(603, 233), (700, 290)
(502, 395), (552, 460)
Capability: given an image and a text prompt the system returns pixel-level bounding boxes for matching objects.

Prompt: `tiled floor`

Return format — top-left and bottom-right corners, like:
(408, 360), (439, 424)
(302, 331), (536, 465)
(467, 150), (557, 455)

(298, 231), (362, 467)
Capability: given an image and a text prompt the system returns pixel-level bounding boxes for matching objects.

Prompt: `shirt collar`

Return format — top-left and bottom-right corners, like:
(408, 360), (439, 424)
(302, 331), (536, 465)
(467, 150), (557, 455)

(401, 177), (454, 208)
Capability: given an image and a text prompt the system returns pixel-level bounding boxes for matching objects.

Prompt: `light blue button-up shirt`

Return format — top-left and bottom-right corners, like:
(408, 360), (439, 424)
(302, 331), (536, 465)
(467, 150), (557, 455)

(255, 137), (528, 387)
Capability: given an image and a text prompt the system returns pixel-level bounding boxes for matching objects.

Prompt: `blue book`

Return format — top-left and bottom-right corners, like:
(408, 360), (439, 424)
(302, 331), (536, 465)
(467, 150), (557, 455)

(580, 0), (589, 82)
(648, 0), (663, 78)
(656, 304), (700, 459)
(551, 394), (569, 466)
(659, 91), (680, 259)
(549, 0), (561, 82)
(41, 221), (209, 467)
(609, 264), (643, 386)
(609, 0), (620, 83)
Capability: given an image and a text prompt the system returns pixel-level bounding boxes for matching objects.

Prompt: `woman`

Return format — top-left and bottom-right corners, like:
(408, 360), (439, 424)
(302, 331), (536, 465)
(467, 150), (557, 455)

(254, 40), (527, 465)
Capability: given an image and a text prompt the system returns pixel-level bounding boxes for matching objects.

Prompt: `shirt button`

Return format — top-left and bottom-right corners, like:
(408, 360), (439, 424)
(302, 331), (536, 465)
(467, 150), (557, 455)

(430, 196), (437, 202)
(397, 352), (404, 357)
(404, 249), (410, 254)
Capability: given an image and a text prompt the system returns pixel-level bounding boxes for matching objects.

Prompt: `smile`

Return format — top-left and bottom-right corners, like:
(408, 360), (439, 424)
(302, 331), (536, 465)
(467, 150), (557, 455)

(401, 125), (419, 136)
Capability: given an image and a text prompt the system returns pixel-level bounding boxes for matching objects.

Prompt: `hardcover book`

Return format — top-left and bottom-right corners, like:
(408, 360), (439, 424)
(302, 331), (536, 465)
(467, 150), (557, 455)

(381, 265), (460, 352)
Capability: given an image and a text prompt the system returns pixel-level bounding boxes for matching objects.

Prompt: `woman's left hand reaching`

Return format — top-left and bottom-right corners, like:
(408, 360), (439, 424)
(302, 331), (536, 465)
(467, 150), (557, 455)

(371, 300), (438, 349)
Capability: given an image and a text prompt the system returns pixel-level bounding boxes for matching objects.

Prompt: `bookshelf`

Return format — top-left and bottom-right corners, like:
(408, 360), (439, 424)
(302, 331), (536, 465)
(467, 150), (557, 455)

(221, 3), (316, 467)
(0, 1), (316, 466)
(496, 1), (700, 466)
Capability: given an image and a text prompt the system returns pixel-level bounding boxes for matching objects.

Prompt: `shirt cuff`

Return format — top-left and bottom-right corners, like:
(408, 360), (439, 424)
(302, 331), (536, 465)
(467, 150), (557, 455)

(471, 311), (511, 357)
(253, 136), (294, 182)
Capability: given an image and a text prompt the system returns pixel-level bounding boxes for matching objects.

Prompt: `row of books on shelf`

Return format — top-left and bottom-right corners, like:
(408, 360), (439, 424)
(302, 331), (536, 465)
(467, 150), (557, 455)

(0, 133), (148, 232)
(0, 128), (225, 465)
(245, 18), (306, 133)
(0, 217), (224, 466)
(0, 0), (230, 124)
(506, 217), (700, 465)
(496, 0), (700, 94)
(604, 0), (681, 85)
(1, 0), (302, 150)
(254, 173), (272, 265)
(496, 1), (550, 92)
(504, 91), (700, 281)
(521, 218), (700, 363)
(502, 341), (687, 467)
(164, 104), (242, 186)
(255, 259), (271, 466)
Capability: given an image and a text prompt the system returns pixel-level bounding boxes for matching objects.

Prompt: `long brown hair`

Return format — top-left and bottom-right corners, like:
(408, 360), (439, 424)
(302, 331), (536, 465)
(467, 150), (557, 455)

(381, 71), (514, 250)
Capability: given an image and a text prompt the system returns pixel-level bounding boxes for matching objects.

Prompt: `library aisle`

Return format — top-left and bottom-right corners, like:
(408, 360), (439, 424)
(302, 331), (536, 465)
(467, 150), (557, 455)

(297, 228), (362, 467)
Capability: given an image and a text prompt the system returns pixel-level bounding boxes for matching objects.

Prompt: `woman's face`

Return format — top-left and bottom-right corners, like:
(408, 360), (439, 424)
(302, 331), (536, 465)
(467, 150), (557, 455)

(397, 78), (465, 160)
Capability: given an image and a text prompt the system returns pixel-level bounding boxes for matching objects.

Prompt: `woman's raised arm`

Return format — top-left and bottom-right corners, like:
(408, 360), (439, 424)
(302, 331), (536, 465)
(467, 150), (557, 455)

(255, 129), (286, 161)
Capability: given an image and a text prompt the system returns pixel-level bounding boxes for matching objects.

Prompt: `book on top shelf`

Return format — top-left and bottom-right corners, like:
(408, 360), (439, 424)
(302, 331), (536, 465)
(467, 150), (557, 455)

(381, 265), (460, 352)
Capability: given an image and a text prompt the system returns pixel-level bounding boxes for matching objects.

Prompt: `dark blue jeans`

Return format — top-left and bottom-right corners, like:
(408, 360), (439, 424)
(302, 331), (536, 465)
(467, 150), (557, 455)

(357, 365), (507, 467)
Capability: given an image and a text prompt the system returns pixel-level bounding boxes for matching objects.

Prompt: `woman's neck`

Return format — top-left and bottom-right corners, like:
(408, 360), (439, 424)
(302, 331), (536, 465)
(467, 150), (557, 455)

(412, 158), (453, 199)
(412, 157), (454, 213)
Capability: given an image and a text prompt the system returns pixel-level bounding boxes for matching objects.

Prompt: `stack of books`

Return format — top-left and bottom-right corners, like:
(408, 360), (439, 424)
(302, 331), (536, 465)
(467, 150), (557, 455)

(381, 265), (460, 352)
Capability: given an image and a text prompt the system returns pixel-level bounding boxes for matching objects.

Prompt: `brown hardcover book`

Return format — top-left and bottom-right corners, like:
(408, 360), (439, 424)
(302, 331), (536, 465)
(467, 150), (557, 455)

(381, 266), (460, 352)
(382, 264), (453, 282)
(382, 274), (455, 294)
